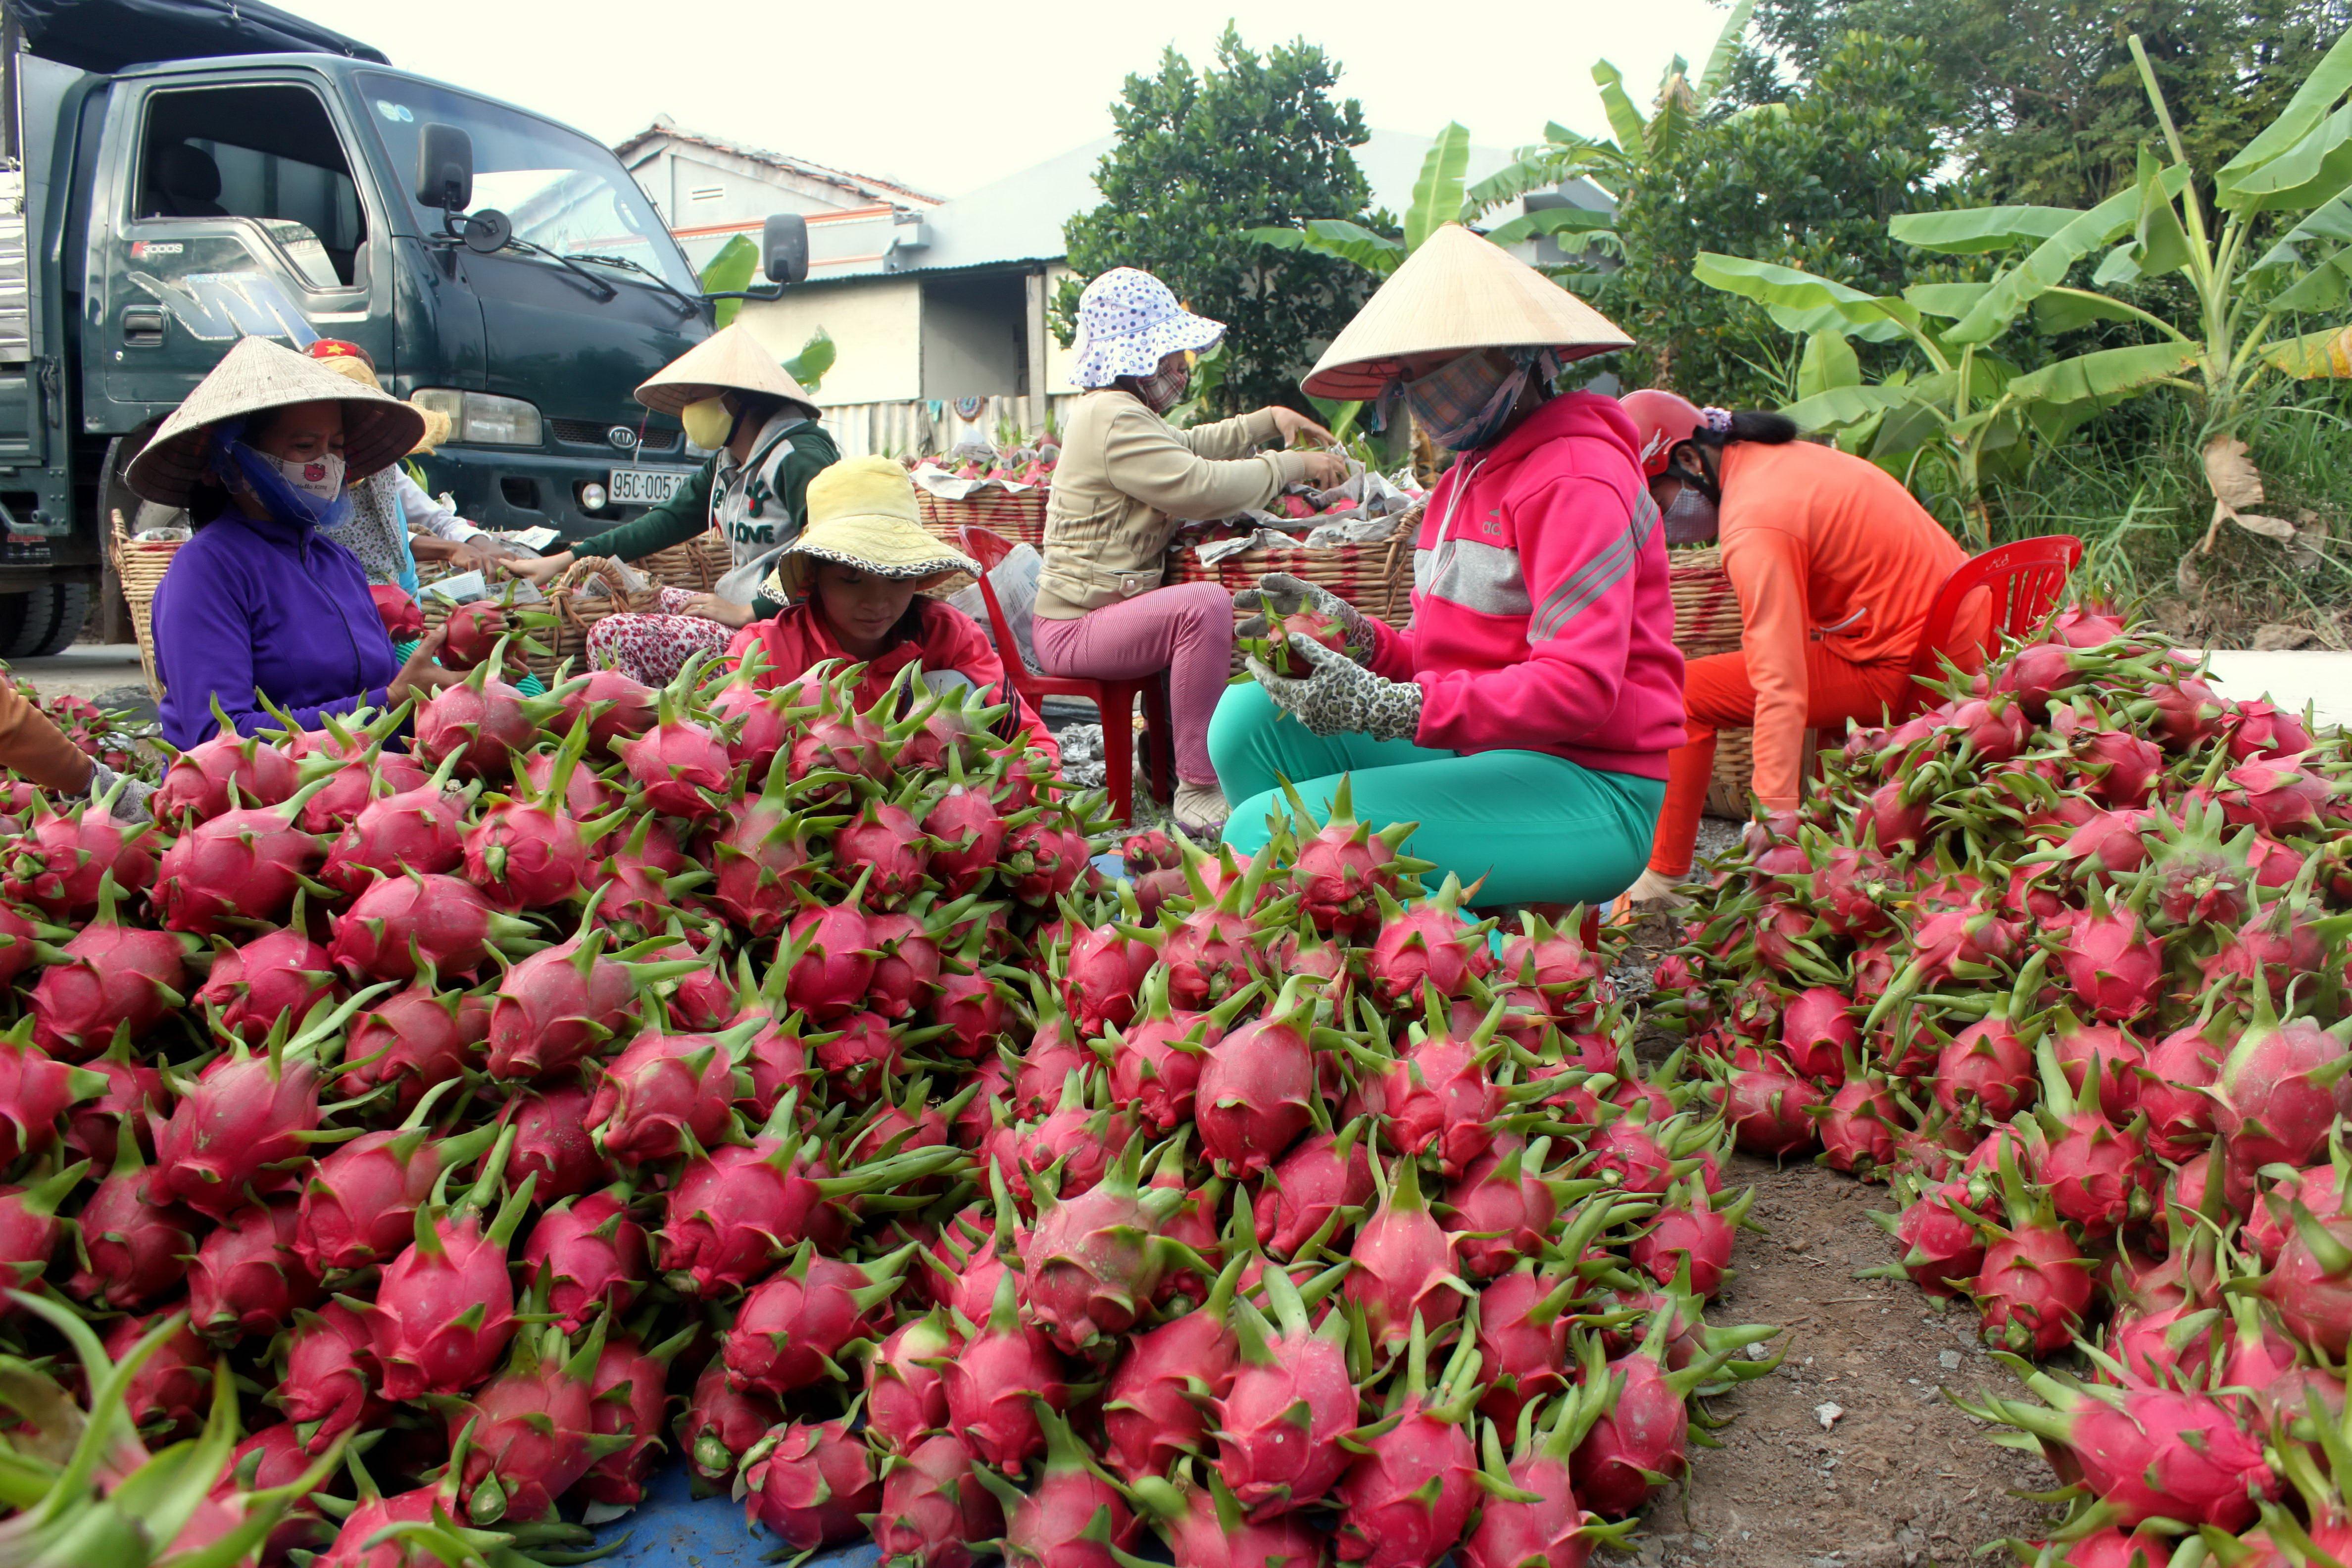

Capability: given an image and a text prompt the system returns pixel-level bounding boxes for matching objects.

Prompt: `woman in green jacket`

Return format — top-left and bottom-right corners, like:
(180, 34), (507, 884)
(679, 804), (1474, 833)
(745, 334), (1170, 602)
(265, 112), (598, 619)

(505, 323), (839, 685)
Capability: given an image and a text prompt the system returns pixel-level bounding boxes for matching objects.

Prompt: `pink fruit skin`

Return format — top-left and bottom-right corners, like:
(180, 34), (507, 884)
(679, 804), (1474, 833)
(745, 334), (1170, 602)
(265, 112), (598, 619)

(743, 1417), (879, 1551)
(4, 804), (156, 918)
(340, 986), (490, 1112)
(1445, 1144), (1558, 1282)
(1891, 1184), (1985, 1298)
(1257, 1133), (1374, 1260)
(105, 1310), (212, 1438)
(445, 1356), (599, 1523)
(0, 1038), (96, 1164)
(1003, 1458), (1134, 1568)
(1216, 1329), (1355, 1519)
(64, 1167), (195, 1310)
(2057, 906), (2163, 1022)
(415, 678), (537, 779)
(521, 1190), (648, 1331)
(1065, 924), (1158, 1034)
(1473, 1271), (1570, 1431)
(1461, 1453), (1596, 1568)
(0, 1182), (60, 1292)
(1101, 1310), (1235, 1482)
(1380, 1038), (1497, 1177)
(1571, 1354), (1688, 1517)
(783, 904), (877, 1023)
(866, 1316), (954, 1456)
(507, 1086), (603, 1202)
(154, 733), (297, 825)
(193, 928), (339, 1045)
(1977, 1222), (2093, 1357)
(1933, 1020), (2036, 1123)
(622, 714), (733, 816)
(1366, 907), (1495, 1008)
(1778, 985), (1857, 1082)
(940, 1312), (1071, 1469)
(2213, 1018), (2352, 1179)
(1724, 1054), (1821, 1155)
(154, 1052), (320, 1221)
(870, 1434), (1005, 1568)
(150, 805), (318, 934)
(723, 1256), (882, 1397)
(1630, 1200), (1736, 1297)
(278, 1301), (380, 1452)
(659, 1140), (839, 1296)
(463, 800), (598, 908)
(321, 784), (465, 895)
(189, 1198), (318, 1338)
(709, 804), (828, 937)
(585, 1032), (738, 1165)
(2070, 1389), (2277, 1529)
(2270, 1204), (2352, 1358)
(678, 1358), (782, 1485)
(292, 1130), (446, 1276)
(580, 1336), (671, 1506)
(485, 940), (645, 1080)
(369, 1212), (518, 1400)
(1333, 1399), (1477, 1568)
(836, 802), (931, 908)
(329, 873), (509, 981)
(26, 921), (189, 1060)
(1195, 1014), (1316, 1178)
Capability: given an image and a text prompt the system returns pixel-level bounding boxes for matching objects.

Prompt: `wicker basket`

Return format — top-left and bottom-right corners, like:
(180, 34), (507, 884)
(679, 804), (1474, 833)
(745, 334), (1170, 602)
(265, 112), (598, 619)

(546, 557), (658, 675)
(1165, 531), (1417, 629)
(635, 531), (732, 592)
(917, 488), (1047, 552)
(1666, 545), (1762, 816)
(110, 511), (184, 701)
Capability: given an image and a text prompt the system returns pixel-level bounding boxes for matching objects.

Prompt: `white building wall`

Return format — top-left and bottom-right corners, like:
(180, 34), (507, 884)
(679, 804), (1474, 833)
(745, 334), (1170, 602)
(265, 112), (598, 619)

(736, 278), (922, 406)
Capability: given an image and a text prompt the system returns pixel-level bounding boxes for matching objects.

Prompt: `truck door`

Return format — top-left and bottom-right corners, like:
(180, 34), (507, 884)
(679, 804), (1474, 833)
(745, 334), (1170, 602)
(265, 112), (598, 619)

(82, 70), (395, 435)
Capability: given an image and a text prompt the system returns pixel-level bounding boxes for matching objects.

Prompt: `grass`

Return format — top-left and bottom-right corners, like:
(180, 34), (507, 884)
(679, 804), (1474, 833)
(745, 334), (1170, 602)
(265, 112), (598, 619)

(1963, 389), (2352, 642)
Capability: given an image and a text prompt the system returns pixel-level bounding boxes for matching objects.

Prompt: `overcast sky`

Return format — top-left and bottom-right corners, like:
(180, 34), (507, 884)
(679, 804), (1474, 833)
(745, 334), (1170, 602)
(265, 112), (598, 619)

(275, 0), (1739, 197)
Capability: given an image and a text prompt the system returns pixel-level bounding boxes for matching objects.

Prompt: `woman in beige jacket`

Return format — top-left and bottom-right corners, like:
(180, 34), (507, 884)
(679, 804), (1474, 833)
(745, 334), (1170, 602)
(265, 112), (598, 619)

(1035, 268), (1343, 833)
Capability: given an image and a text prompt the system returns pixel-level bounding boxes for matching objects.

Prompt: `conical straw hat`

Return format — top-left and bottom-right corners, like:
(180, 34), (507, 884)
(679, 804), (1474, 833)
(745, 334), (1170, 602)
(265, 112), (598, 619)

(124, 335), (428, 507)
(636, 323), (821, 420)
(1302, 222), (1633, 398)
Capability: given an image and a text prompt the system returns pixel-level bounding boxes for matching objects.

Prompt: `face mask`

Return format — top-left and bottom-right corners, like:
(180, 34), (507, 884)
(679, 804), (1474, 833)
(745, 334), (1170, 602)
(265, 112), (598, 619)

(1403, 350), (1535, 452)
(268, 450), (345, 502)
(682, 395), (735, 451)
(1130, 362), (1189, 414)
(1661, 484), (1720, 546)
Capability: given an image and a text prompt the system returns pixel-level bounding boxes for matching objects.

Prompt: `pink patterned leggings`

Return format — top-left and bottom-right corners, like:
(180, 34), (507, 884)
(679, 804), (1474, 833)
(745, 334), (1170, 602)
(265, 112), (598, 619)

(586, 588), (735, 687)
(1031, 582), (1232, 784)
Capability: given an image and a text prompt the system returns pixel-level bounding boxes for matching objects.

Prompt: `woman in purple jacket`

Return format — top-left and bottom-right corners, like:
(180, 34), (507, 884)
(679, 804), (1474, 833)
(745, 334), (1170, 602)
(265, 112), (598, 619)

(128, 337), (459, 749)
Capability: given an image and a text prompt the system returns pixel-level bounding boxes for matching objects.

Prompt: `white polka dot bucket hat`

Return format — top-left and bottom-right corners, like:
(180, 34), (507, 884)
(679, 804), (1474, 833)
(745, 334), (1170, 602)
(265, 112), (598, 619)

(1069, 267), (1226, 388)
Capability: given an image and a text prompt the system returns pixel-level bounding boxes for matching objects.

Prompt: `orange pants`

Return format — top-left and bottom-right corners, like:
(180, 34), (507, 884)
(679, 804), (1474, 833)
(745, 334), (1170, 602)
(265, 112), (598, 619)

(1647, 645), (1916, 876)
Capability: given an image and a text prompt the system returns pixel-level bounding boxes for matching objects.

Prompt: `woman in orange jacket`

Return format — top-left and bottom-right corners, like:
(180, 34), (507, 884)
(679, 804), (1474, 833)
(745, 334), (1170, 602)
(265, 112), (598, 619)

(1622, 391), (1981, 901)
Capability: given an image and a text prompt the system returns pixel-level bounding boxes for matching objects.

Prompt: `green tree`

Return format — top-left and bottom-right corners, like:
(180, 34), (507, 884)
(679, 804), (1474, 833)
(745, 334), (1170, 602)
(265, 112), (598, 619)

(1602, 33), (1958, 405)
(1055, 26), (1379, 417)
(1741, 0), (2352, 208)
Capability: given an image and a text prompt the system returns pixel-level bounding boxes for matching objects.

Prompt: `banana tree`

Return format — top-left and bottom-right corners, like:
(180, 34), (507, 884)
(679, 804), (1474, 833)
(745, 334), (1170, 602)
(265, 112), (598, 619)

(1884, 29), (2352, 557)
(697, 235), (835, 394)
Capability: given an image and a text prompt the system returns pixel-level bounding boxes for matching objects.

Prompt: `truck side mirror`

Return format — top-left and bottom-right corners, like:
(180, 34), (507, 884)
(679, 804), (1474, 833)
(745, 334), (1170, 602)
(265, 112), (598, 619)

(416, 123), (475, 214)
(760, 213), (809, 286)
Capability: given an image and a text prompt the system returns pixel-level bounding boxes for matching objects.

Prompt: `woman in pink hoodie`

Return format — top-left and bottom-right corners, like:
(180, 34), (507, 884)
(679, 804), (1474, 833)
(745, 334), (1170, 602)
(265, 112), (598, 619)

(1209, 226), (1684, 907)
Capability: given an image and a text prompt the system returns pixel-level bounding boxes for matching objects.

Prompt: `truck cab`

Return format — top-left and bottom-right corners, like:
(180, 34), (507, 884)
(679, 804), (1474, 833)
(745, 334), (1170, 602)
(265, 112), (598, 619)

(0, 2), (798, 657)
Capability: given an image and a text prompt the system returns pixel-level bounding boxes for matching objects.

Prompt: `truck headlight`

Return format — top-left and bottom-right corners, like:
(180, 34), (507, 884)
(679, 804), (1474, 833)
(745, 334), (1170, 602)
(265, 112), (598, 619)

(411, 389), (544, 447)
(579, 482), (608, 512)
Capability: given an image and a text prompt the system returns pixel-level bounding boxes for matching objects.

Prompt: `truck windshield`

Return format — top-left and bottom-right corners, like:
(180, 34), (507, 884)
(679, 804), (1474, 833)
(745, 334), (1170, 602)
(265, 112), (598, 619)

(353, 71), (697, 296)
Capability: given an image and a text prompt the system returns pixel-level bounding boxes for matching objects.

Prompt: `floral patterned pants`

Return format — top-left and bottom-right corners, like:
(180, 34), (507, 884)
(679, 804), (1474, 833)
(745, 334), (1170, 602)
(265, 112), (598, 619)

(586, 588), (734, 686)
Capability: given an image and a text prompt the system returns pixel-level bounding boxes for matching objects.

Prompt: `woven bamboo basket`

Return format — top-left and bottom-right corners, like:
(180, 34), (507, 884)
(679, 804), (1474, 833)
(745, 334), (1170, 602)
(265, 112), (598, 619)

(1667, 544), (1761, 816)
(110, 511), (184, 701)
(1167, 530), (1418, 629)
(546, 557), (658, 675)
(917, 488), (1047, 551)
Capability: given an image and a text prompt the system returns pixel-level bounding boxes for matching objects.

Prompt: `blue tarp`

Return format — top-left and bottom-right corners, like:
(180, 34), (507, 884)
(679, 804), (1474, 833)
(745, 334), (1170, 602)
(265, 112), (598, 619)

(592, 1460), (879, 1568)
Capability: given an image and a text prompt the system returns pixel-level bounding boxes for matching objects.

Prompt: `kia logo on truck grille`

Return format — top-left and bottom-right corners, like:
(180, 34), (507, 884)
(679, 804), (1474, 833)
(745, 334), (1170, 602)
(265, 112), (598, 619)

(608, 426), (637, 450)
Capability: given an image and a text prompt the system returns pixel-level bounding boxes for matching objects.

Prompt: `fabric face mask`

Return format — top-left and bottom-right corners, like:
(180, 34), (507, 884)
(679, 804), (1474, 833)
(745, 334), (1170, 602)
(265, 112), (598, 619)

(1661, 484), (1720, 546)
(208, 421), (351, 530)
(269, 450), (345, 502)
(1130, 362), (1189, 414)
(1403, 350), (1534, 452)
(682, 395), (735, 450)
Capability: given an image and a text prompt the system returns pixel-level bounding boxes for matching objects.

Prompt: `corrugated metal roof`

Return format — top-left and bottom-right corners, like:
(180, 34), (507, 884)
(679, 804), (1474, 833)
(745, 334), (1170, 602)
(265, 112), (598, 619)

(614, 115), (944, 210)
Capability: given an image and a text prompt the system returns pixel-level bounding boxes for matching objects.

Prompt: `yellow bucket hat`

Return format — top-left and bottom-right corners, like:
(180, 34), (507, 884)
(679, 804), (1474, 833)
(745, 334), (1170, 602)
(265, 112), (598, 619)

(766, 456), (980, 602)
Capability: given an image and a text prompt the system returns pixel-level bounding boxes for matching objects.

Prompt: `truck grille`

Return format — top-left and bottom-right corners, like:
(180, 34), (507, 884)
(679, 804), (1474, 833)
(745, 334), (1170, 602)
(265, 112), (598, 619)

(548, 418), (681, 454)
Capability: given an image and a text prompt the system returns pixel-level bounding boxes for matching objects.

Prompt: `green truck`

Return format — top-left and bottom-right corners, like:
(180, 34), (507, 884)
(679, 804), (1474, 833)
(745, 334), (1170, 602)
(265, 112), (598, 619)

(0, 0), (807, 655)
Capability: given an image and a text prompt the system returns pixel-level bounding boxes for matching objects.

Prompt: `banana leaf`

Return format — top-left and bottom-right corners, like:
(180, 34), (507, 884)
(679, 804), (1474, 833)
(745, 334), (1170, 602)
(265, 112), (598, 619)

(783, 329), (834, 394)
(1904, 282), (1994, 318)
(2125, 145), (2194, 281)
(1942, 175), (2179, 344)
(1245, 220), (1406, 276)
(2260, 323), (2352, 377)
(1592, 60), (1650, 155)
(1695, 0), (1757, 105)
(698, 234), (758, 331)
(1692, 253), (1916, 342)
(1404, 125), (1472, 252)
(2247, 181), (2352, 274)
(2217, 26), (2352, 209)
(1889, 205), (2084, 254)
(1795, 329), (1861, 400)
(1782, 382), (1911, 431)
(1483, 207), (1617, 247)
(2004, 341), (2202, 403)
(2219, 101), (2352, 213)
(2030, 288), (2149, 335)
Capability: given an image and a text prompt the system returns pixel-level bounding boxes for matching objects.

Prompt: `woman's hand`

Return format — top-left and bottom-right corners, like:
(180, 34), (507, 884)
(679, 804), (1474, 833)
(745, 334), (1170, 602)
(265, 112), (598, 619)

(680, 593), (755, 629)
(1296, 449), (1350, 488)
(1267, 407), (1337, 447)
(1248, 633), (1423, 741)
(386, 629), (461, 704)
(1235, 572), (1373, 650)
(499, 550), (573, 587)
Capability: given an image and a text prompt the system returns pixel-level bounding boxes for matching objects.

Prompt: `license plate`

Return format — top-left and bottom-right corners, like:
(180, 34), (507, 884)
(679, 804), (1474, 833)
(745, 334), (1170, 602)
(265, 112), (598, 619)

(608, 466), (694, 506)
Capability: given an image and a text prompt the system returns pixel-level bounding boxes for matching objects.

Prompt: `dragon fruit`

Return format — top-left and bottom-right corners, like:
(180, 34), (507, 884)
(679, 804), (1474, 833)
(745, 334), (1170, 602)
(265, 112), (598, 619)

(462, 729), (611, 908)
(1365, 877), (1495, 1007)
(339, 983), (491, 1110)
(64, 1125), (193, 1309)
(869, 1434), (1004, 1568)
(1973, 1148), (2097, 1357)
(1333, 1315), (1481, 1568)
(2209, 1000), (2352, 1179)
(580, 1328), (690, 1507)
(329, 870), (539, 981)
(1462, 1393), (1619, 1568)
(1111, 972), (1257, 1133)
(586, 1024), (749, 1165)
(0, 1160), (83, 1293)
(520, 1187), (650, 1331)
(742, 1415), (880, 1552)
(369, 1144), (537, 1399)
(189, 1197), (318, 1340)
(723, 1241), (913, 1397)
(999, 813), (1090, 906)
(414, 664), (540, 779)
(678, 1358), (783, 1488)
(153, 1022), (346, 1221)
(1023, 1141), (1203, 1352)
(506, 1084), (607, 1204)
(1216, 1261), (1356, 1519)
(1127, 1471), (1327, 1568)
(485, 924), (701, 1080)
(151, 793), (322, 934)
(442, 1324), (611, 1525)
(105, 1309), (214, 1438)
(550, 666), (658, 752)
(1444, 1135), (1567, 1281)
(1195, 978), (1321, 1179)
(274, 1300), (382, 1453)
(0, 1027), (106, 1164)
(192, 920), (340, 1045)
(26, 876), (192, 1058)
(707, 766), (841, 936)
(1065, 910), (1163, 1035)
(1256, 1124), (1375, 1259)
(2030, 1041), (2155, 1236)
(942, 1272), (1073, 1468)
(2054, 885), (2164, 1022)
(319, 759), (469, 895)
(971, 1406), (1139, 1568)
(1283, 776), (1428, 939)
(293, 1099), (498, 1275)
(154, 724), (298, 825)
(1629, 1177), (1752, 1297)
(1868, 1178), (1985, 1298)
(866, 1310), (955, 1456)
(780, 876), (879, 1023)
(1100, 1258), (1242, 1481)
(1343, 1156), (1465, 1355)
(4, 792), (158, 918)
(1568, 1310), (1746, 1518)
(1722, 1048), (1822, 1155)
(1960, 1368), (2276, 1529)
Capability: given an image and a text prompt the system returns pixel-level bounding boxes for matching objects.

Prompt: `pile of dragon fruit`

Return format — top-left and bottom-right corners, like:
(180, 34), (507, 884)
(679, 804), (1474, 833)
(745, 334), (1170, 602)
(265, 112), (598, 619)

(1659, 605), (2352, 1565)
(0, 640), (1774, 1568)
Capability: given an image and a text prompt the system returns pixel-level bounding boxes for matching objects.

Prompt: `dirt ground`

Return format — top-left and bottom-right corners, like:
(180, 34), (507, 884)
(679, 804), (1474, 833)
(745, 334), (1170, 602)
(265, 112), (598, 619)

(1636, 1154), (2058, 1568)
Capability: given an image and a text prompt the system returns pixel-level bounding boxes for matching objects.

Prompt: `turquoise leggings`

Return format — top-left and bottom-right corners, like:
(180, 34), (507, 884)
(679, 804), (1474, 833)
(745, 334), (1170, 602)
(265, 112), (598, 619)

(1208, 683), (1666, 908)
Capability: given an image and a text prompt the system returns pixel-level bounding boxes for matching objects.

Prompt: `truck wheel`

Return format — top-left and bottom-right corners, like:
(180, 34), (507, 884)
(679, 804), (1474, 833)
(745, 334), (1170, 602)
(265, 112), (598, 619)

(0, 592), (30, 655)
(0, 584), (92, 659)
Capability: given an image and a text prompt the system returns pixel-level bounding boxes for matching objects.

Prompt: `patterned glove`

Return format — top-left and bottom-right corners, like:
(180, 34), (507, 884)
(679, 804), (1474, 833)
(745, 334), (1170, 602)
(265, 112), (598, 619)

(1247, 633), (1423, 741)
(88, 760), (154, 825)
(1233, 573), (1372, 649)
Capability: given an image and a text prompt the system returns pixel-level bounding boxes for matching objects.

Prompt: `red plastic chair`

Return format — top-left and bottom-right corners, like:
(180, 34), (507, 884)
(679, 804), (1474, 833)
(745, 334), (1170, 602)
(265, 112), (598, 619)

(959, 526), (1175, 825)
(1905, 534), (2085, 694)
